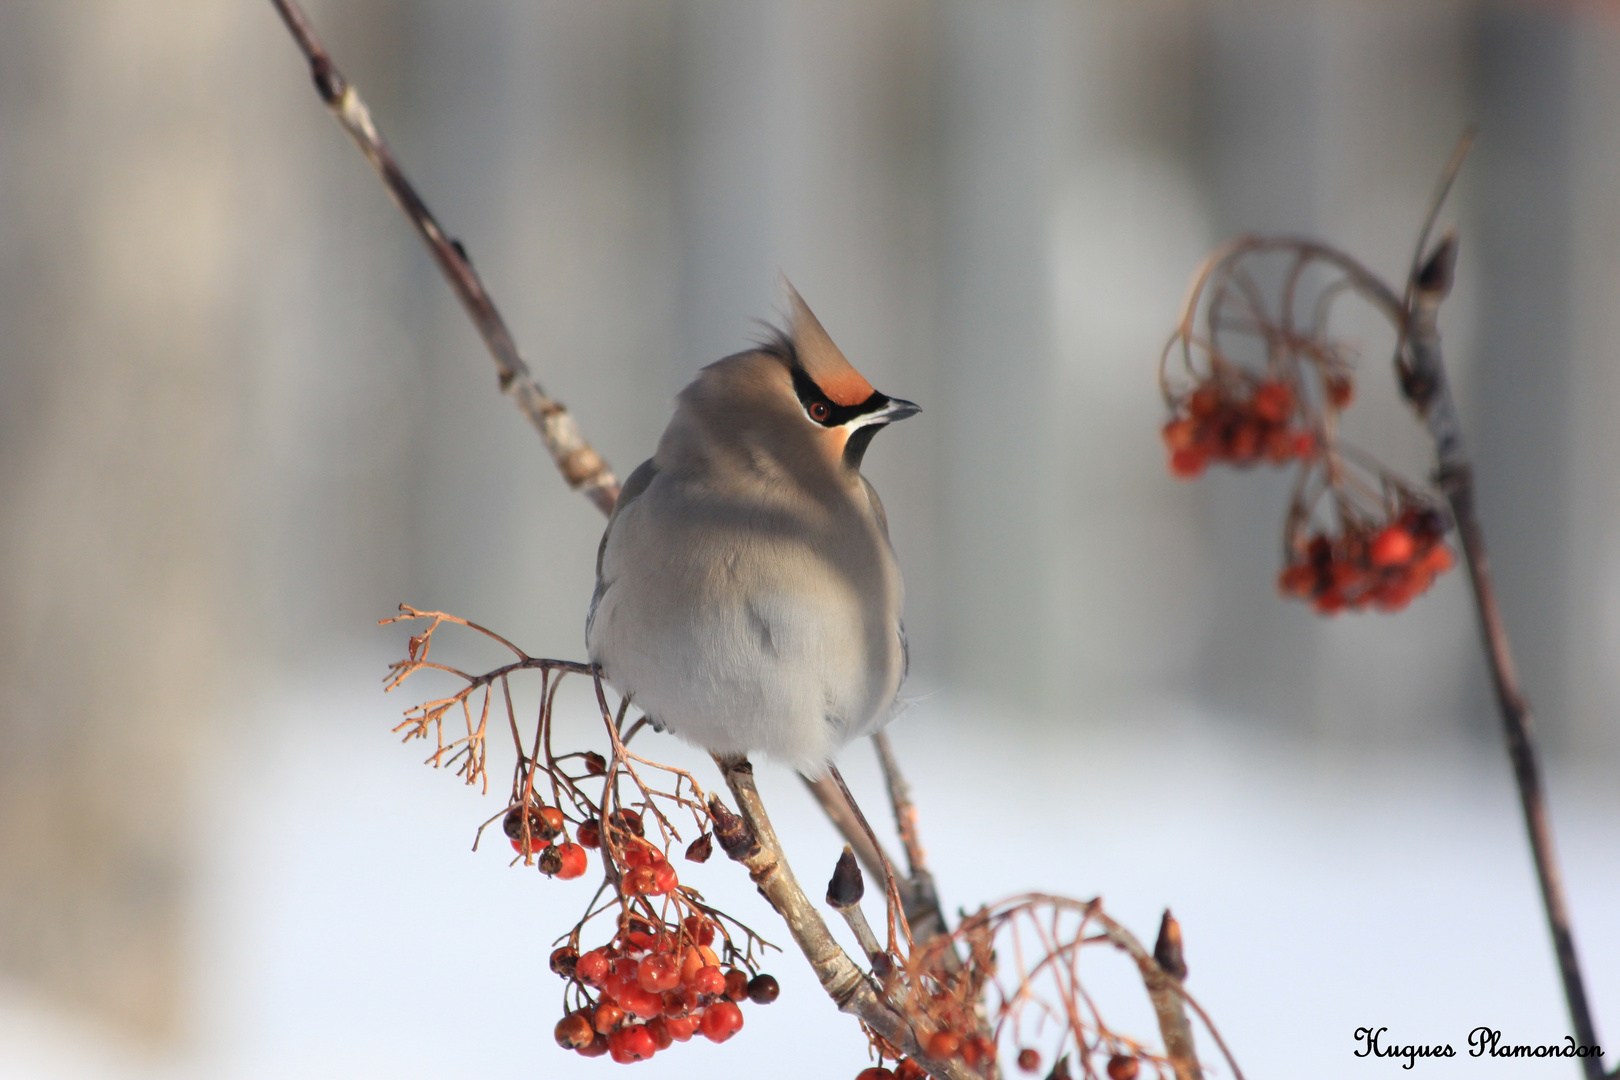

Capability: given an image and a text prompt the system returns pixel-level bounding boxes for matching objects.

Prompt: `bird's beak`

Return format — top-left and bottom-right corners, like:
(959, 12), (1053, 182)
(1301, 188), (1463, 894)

(863, 396), (920, 426)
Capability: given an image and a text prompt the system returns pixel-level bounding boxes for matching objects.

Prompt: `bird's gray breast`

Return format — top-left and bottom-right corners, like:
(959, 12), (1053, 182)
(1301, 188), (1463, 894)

(587, 463), (904, 749)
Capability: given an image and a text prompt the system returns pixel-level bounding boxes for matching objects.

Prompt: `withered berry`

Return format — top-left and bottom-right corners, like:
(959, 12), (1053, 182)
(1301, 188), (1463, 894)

(549, 946), (578, 978)
(746, 973), (779, 1004)
(554, 1012), (595, 1049)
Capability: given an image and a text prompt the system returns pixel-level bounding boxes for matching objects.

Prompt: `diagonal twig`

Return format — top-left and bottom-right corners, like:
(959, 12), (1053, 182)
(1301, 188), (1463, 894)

(712, 756), (980, 1080)
(268, 0), (618, 514)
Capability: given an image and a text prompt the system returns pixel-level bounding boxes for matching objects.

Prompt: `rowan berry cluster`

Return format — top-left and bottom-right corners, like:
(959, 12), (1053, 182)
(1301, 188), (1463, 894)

(552, 912), (778, 1064)
(1161, 376), (1319, 478)
(1159, 238), (1458, 617)
(1279, 502), (1454, 614)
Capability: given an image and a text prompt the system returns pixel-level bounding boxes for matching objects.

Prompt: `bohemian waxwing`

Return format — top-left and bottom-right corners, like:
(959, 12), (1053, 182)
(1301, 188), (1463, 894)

(586, 283), (919, 774)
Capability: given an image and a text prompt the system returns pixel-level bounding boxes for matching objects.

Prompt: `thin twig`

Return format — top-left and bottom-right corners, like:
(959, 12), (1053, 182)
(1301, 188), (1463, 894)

(268, 0), (618, 514)
(872, 732), (950, 945)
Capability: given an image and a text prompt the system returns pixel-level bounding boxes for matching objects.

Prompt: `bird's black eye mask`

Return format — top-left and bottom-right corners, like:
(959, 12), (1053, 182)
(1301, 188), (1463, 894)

(788, 364), (890, 428)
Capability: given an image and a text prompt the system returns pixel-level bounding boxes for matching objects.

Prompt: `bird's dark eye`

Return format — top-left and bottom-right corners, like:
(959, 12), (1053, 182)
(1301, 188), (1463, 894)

(809, 401), (830, 423)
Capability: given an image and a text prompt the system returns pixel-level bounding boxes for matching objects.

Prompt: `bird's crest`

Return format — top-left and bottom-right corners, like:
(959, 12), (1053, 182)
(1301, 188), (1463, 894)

(784, 280), (875, 407)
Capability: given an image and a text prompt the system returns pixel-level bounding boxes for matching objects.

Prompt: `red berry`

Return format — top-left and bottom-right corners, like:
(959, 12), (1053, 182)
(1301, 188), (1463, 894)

(509, 834), (550, 855)
(661, 988), (694, 1018)
(1369, 526), (1416, 567)
(620, 984), (665, 1019)
(583, 750), (607, 776)
(1017, 1048), (1041, 1072)
(856, 1069), (896, 1080)
(927, 1031), (962, 1058)
(623, 841), (661, 868)
(1107, 1054), (1141, 1080)
(746, 973), (779, 1004)
(637, 953), (681, 994)
(1418, 544), (1454, 576)
(650, 863), (679, 895)
(1162, 417), (1198, 452)
(576, 948), (610, 984)
(1326, 375), (1355, 409)
(550, 842), (588, 880)
(894, 1061), (926, 1080)
(699, 1000), (744, 1043)
(1278, 563), (1317, 598)
(576, 819), (602, 848)
(609, 1024), (657, 1064)
(723, 968), (750, 1002)
(576, 1033), (609, 1058)
(592, 1001), (625, 1035)
(962, 1035), (993, 1066)
(1169, 447), (1207, 478)
(665, 1014), (697, 1042)
(555, 1012), (595, 1049)
(645, 1016), (674, 1051)
(690, 965), (726, 997)
(1251, 381), (1293, 424)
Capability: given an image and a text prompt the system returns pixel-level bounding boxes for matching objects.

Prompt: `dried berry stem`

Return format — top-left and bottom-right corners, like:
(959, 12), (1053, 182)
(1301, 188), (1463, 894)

(713, 756), (978, 1080)
(268, 0), (618, 513)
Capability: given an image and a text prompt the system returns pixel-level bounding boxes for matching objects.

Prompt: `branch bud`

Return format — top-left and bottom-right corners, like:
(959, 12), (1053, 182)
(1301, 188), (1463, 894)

(1154, 908), (1187, 981)
(1415, 231), (1458, 300)
(707, 795), (758, 860)
(826, 846), (865, 908)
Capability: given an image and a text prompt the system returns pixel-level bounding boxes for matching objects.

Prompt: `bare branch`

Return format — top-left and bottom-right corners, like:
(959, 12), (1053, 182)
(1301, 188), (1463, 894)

(268, 0), (618, 514)
(1401, 234), (1607, 1078)
(712, 756), (979, 1080)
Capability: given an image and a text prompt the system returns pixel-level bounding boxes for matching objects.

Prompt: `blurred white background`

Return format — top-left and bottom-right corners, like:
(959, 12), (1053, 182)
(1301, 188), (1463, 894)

(0, 2), (1616, 1078)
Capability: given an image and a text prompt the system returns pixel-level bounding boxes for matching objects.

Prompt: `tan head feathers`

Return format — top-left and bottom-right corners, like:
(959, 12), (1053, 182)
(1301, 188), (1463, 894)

(784, 280), (876, 407)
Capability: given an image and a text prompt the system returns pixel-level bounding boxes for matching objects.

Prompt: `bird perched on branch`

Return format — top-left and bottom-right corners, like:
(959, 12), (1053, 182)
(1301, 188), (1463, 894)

(587, 284), (918, 774)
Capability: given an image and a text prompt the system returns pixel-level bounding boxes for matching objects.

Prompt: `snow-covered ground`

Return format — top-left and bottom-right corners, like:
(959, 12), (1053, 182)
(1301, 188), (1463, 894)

(5, 665), (1617, 1080)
